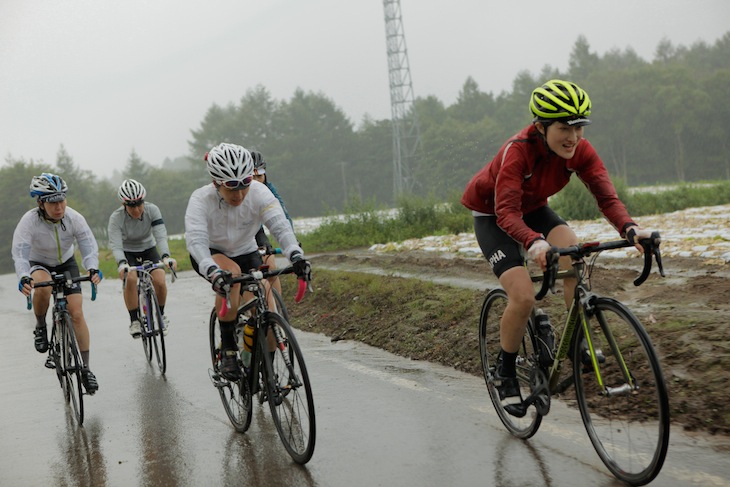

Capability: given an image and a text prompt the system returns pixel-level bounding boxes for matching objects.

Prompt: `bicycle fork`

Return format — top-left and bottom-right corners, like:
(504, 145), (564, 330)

(581, 303), (637, 397)
(262, 314), (301, 404)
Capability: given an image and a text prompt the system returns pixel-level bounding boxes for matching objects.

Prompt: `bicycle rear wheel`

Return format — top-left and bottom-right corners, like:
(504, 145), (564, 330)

(146, 291), (167, 374)
(574, 297), (669, 486)
(479, 288), (542, 438)
(261, 312), (316, 464)
(209, 308), (252, 432)
(60, 313), (84, 425)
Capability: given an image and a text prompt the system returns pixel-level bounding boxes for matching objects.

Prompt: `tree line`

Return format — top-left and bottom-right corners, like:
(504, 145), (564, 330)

(2, 33), (728, 274)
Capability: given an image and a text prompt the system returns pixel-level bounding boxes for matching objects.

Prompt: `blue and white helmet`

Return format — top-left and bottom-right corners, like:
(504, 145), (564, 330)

(30, 173), (68, 202)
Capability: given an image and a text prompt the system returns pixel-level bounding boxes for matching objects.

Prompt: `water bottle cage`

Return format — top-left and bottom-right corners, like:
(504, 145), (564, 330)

(535, 314), (555, 368)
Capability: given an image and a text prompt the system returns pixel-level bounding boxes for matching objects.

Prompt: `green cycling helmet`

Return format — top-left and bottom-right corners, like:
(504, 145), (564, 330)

(530, 79), (591, 126)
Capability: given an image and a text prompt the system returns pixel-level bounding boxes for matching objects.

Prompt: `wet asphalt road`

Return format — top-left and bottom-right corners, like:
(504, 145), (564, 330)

(1, 271), (729, 487)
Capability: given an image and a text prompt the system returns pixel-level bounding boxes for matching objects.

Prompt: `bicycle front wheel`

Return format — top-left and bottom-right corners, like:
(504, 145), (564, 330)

(574, 297), (669, 486)
(261, 312), (316, 464)
(272, 287), (289, 322)
(140, 290), (153, 364)
(478, 288), (542, 438)
(209, 308), (252, 432)
(147, 291), (167, 374)
(49, 325), (63, 387)
(60, 313), (84, 425)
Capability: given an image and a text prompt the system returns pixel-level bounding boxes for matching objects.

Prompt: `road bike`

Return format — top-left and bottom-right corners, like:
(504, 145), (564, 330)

(29, 271), (99, 425)
(479, 233), (669, 486)
(208, 264), (316, 464)
(124, 260), (176, 374)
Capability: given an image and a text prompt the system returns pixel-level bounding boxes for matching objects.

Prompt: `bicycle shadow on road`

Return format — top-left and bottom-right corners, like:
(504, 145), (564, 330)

(218, 404), (315, 486)
(493, 432), (554, 487)
(50, 410), (108, 486)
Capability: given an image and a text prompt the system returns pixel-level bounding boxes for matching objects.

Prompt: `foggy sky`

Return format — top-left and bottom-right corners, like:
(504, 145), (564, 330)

(1, 0), (728, 178)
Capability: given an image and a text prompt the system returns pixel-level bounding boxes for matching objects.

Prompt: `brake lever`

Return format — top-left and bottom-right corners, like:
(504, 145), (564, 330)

(653, 244), (665, 278)
(634, 231), (664, 285)
(535, 248), (559, 300)
(219, 286), (232, 318)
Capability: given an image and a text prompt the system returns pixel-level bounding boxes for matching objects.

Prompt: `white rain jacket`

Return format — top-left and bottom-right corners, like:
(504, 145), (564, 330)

(184, 181), (303, 276)
(12, 207), (100, 279)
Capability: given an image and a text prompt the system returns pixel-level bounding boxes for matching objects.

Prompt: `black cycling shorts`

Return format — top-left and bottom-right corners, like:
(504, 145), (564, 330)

(124, 247), (161, 266)
(189, 249), (264, 295)
(474, 206), (567, 278)
(29, 257), (83, 295)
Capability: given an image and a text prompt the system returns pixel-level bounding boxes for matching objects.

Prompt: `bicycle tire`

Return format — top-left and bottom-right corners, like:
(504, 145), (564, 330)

(147, 290), (167, 374)
(140, 290), (153, 364)
(260, 312), (316, 464)
(573, 297), (669, 486)
(272, 287), (289, 322)
(61, 312), (84, 425)
(208, 308), (252, 432)
(49, 324), (64, 387)
(478, 288), (542, 438)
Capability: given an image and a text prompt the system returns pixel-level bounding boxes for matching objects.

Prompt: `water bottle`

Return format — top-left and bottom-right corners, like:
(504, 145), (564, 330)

(535, 309), (555, 367)
(237, 314), (255, 368)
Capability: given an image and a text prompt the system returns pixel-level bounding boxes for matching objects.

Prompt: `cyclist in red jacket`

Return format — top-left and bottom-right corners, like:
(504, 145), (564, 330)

(462, 79), (653, 410)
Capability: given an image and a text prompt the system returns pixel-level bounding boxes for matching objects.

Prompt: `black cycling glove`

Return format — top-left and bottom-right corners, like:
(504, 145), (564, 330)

(290, 252), (312, 281)
(208, 267), (232, 296)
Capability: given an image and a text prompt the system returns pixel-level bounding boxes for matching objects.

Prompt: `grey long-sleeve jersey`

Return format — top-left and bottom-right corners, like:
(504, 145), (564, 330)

(107, 202), (170, 264)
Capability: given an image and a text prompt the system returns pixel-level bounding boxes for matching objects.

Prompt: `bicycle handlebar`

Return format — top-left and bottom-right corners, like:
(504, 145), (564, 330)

(27, 271), (98, 310)
(260, 246), (283, 256)
(218, 265), (309, 318)
(123, 260), (177, 288)
(535, 231), (664, 300)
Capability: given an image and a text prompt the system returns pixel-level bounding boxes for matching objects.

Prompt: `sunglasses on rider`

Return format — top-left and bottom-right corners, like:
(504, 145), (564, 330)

(220, 176), (253, 189)
(124, 199), (145, 207)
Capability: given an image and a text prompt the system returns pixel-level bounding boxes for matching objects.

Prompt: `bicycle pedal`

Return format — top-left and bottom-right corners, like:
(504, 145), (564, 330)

(534, 394), (551, 416)
(212, 378), (229, 388)
(503, 403), (528, 418)
(44, 357), (56, 369)
(272, 392), (283, 406)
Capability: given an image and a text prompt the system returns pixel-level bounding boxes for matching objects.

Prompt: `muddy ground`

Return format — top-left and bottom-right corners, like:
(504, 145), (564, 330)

(286, 250), (730, 438)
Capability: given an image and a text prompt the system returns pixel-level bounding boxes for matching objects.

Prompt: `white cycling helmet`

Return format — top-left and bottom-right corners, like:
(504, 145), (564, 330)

(118, 179), (147, 205)
(205, 143), (254, 184)
(30, 173), (68, 202)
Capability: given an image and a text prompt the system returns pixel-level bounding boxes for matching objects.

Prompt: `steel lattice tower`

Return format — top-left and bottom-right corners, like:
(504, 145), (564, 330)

(383, 0), (421, 197)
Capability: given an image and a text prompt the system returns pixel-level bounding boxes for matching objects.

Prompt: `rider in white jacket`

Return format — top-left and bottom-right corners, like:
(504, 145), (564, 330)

(12, 173), (102, 394)
(184, 142), (311, 380)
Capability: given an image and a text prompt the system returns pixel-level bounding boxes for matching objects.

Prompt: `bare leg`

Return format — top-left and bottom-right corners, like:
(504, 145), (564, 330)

(498, 266), (535, 353)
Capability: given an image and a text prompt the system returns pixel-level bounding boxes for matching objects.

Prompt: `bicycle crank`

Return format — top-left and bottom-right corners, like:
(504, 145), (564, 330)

(525, 368), (551, 416)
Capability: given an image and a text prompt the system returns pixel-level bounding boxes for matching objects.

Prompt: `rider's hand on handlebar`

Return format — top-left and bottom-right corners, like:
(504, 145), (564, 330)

(290, 252), (312, 281)
(162, 255), (178, 271)
(626, 225), (653, 254)
(208, 267), (231, 296)
(118, 260), (130, 280)
(89, 269), (102, 285)
(527, 238), (551, 271)
(18, 276), (33, 296)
